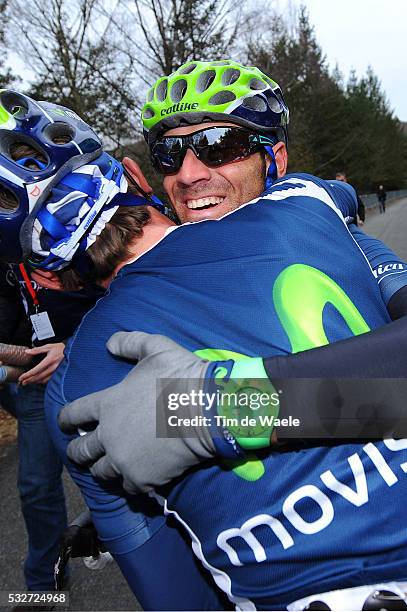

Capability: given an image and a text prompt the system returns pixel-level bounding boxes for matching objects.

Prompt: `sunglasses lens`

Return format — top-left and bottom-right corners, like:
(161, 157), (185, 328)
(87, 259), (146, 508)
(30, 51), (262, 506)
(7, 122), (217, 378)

(196, 128), (254, 167)
(152, 138), (184, 174)
(152, 128), (264, 175)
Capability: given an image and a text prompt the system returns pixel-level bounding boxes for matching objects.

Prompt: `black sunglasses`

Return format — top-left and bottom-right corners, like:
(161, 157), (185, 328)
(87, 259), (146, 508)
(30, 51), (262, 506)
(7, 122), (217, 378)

(151, 126), (277, 175)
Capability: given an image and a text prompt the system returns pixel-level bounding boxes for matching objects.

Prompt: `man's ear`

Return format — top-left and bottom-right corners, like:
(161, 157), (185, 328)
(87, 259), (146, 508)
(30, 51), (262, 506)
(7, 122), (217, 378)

(122, 157), (153, 195)
(271, 142), (288, 178)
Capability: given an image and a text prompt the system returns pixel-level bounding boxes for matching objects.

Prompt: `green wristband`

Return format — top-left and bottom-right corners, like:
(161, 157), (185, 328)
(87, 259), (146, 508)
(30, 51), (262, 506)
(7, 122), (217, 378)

(216, 357), (280, 449)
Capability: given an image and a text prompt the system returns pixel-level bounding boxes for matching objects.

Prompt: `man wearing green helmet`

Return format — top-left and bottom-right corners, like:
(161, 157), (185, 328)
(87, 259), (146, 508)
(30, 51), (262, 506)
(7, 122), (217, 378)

(58, 60), (407, 610)
(142, 60), (288, 223)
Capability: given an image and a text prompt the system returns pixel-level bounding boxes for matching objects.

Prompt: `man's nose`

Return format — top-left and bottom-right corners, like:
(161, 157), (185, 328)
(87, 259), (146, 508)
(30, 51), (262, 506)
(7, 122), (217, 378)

(176, 148), (211, 185)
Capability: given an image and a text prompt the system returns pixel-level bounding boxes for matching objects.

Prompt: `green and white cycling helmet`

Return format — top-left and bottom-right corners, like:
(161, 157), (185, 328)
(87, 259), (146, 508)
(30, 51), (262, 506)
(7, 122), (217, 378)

(142, 59), (289, 147)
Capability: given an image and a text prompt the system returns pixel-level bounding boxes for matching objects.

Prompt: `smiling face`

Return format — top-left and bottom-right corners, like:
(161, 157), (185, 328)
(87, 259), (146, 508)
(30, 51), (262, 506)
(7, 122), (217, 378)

(162, 122), (272, 223)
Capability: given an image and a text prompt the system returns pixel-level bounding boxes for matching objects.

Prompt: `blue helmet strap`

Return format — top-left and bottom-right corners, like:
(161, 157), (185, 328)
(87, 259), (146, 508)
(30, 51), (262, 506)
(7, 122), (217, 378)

(122, 167), (167, 214)
(264, 145), (277, 189)
(115, 192), (152, 207)
(17, 157), (47, 170)
(34, 171), (103, 248)
(58, 172), (98, 197)
(36, 207), (71, 241)
(115, 191), (167, 214)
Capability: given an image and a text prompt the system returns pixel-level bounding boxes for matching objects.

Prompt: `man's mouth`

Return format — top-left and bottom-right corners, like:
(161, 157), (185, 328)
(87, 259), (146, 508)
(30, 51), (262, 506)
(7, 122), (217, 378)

(186, 196), (225, 210)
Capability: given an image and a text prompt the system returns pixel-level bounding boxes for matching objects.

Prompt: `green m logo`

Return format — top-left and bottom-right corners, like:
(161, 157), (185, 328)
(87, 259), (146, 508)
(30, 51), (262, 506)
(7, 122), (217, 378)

(197, 264), (370, 481)
(273, 264), (370, 351)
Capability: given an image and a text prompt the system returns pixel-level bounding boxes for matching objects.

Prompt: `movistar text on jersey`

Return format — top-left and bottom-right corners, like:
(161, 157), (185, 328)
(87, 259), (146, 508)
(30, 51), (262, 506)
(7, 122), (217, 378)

(167, 389), (280, 412)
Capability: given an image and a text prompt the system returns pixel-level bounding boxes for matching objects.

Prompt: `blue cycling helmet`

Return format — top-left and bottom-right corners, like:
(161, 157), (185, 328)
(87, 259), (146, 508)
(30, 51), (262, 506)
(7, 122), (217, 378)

(0, 89), (103, 263)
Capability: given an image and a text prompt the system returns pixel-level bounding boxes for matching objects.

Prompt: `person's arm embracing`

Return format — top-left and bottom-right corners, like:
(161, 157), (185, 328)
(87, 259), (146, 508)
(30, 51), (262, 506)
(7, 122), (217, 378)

(59, 303), (407, 494)
(59, 333), (219, 494)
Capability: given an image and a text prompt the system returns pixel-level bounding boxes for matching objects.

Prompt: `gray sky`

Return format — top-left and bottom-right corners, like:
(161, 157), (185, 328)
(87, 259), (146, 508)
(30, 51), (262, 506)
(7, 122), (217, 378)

(290, 0), (407, 121)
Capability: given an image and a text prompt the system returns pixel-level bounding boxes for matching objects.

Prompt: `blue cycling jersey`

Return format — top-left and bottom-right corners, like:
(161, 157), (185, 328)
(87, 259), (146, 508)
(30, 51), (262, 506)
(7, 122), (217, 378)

(53, 174), (407, 610)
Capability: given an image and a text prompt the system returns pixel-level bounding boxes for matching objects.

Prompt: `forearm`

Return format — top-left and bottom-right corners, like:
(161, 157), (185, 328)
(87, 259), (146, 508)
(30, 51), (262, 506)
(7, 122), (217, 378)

(264, 286), (407, 380)
(261, 300), (407, 439)
(265, 317), (406, 380)
(0, 342), (32, 366)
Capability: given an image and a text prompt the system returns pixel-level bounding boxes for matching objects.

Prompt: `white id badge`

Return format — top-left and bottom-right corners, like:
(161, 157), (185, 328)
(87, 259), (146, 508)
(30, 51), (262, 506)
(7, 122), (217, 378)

(30, 311), (56, 341)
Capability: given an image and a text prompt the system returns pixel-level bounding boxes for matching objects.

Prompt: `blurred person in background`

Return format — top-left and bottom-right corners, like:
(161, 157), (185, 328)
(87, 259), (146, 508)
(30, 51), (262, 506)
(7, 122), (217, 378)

(377, 184), (387, 213)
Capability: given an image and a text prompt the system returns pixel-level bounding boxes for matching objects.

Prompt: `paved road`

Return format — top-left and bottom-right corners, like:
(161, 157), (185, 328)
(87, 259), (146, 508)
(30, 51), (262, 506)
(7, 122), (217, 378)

(363, 197), (407, 260)
(1, 197), (406, 611)
(0, 442), (139, 611)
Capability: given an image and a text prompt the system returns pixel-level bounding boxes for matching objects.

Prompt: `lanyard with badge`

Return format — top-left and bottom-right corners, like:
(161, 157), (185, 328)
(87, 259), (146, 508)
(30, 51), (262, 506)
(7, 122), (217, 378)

(18, 263), (55, 342)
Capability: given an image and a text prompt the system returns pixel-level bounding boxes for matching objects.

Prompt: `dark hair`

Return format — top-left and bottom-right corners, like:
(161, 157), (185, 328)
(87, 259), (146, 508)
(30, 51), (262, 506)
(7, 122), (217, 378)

(59, 204), (152, 290)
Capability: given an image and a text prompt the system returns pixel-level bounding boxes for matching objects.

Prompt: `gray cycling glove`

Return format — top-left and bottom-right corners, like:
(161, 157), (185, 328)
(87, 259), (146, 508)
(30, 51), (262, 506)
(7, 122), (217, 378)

(59, 331), (276, 493)
(59, 332), (219, 493)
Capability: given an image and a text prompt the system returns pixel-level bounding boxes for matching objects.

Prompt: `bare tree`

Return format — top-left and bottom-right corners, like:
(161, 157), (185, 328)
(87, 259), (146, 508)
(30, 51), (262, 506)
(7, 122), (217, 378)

(106, 0), (242, 79)
(6, 0), (139, 146)
(0, 0), (18, 87)
(6, 0), (243, 147)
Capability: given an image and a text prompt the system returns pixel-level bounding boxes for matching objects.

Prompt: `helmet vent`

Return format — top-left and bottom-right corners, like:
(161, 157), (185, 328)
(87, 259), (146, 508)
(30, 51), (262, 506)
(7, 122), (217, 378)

(0, 91), (29, 119)
(146, 88), (154, 102)
(209, 91), (236, 105)
(0, 184), (19, 212)
(143, 107), (154, 120)
(156, 79), (168, 102)
(196, 70), (216, 93)
(210, 61), (231, 66)
(4, 136), (47, 167)
(249, 78), (266, 90)
(10, 105), (27, 119)
(43, 122), (74, 145)
(222, 68), (240, 86)
(242, 95), (267, 112)
(267, 96), (282, 113)
(178, 63), (197, 74)
(170, 79), (187, 103)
